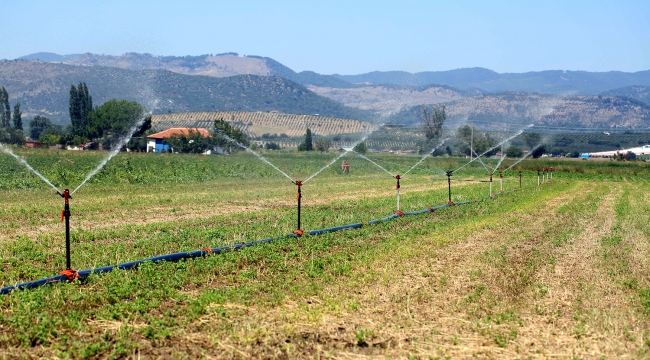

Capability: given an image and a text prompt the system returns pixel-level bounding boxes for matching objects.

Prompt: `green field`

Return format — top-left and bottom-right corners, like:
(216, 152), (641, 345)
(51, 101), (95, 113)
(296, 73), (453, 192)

(1, 149), (649, 358)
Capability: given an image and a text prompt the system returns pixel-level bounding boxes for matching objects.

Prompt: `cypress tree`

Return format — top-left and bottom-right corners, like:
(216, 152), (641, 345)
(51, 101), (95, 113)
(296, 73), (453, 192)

(0, 87), (5, 127)
(2, 87), (10, 127)
(69, 84), (81, 134)
(12, 102), (22, 130)
(304, 128), (313, 151)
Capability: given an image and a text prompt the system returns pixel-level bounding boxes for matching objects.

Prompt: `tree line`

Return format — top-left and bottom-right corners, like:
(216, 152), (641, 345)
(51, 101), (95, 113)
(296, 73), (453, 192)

(0, 86), (25, 145)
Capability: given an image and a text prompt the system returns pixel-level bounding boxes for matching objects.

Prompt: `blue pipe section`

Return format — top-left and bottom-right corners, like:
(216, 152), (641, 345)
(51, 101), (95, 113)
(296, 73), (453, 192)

(0, 191), (515, 295)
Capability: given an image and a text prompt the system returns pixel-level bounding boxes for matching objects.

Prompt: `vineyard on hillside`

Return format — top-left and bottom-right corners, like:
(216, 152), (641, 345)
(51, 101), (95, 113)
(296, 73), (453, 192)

(151, 111), (374, 138)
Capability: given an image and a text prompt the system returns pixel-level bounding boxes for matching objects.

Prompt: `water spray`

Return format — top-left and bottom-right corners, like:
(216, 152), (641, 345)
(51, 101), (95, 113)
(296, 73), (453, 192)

(0, 143), (62, 195)
(550, 167), (553, 182)
(454, 125), (532, 173)
(537, 169), (541, 186)
(402, 137), (449, 176)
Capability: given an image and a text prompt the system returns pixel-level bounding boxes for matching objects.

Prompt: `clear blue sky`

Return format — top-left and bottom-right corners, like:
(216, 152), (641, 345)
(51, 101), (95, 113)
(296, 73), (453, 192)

(2, 0), (648, 74)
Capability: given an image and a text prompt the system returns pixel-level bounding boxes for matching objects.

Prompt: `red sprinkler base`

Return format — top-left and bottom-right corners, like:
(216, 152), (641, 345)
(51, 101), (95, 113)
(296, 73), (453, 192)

(293, 229), (305, 236)
(395, 210), (404, 216)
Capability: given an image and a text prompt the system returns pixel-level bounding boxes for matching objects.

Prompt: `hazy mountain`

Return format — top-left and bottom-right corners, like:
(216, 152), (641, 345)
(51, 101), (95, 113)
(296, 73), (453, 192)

(0, 60), (374, 124)
(17, 52), (81, 62)
(600, 86), (650, 106)
(385, 92), (650, 131)
(18, 52), (354, 88)
(333, 68), (650, 95)
(307, 84), (474, 116)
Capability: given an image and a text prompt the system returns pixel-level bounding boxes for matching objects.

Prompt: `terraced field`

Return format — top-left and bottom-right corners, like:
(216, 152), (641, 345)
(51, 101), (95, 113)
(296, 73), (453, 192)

(151, 111), (375, 138)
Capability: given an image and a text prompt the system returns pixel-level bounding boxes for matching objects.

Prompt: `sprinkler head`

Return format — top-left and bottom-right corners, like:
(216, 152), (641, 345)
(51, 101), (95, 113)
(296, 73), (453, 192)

(293, 180), (302, 187)
(59, 189), (72, 200)
(445, 170), (453, 177)
(394, 174), (401, 180)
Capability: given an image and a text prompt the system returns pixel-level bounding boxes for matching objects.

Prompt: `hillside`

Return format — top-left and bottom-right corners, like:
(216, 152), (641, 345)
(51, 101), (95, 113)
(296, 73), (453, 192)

(600, 86), (650, 106)
(386, 93), (650, 131)
(18, 52), (354, 88)
(333, 68), (650, 95)
(151, 111), (374, 138)
(307, 85), (469, 116)
(0, 60), (374, 124)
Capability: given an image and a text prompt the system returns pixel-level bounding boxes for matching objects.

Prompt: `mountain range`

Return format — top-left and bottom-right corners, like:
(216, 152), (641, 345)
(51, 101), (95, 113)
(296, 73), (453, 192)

(4, 52), (650, 131)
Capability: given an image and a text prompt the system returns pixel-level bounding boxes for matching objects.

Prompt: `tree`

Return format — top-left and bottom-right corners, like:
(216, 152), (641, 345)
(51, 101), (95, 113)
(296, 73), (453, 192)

(12, 102), (22, 130)
(421, 104), (446, 143)
(212, 118), (249, 153)
(1, 87), (10, 128)
(298, 128), (313, 151)
(69, 82), (93, 137)
(353, 141), (367, 154)
(29, 115), (53, 140)
(457, 125), (472, 143)
(164, 130), (212, 154)
(505, 145), (523, 158)
(314, 137), (332, 152)
(531, 145), (546, 158)
(39, 124), (64, 146)
(0, 127), (24, 145)
(265, 142), (280, 150)
(524, 132), (541, 150)
(87, 99), (147, 148)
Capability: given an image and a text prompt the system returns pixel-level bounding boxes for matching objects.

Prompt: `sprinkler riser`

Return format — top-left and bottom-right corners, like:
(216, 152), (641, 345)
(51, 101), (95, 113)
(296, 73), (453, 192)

(61, 189), (72, 270)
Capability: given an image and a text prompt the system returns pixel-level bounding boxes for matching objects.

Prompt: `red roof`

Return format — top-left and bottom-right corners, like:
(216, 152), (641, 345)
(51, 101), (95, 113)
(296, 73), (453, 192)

(147, 128), (211, 139)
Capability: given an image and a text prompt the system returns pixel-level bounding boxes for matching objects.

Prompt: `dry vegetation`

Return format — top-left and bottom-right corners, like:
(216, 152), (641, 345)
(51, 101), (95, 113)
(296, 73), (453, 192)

(308, 85), (465, 115)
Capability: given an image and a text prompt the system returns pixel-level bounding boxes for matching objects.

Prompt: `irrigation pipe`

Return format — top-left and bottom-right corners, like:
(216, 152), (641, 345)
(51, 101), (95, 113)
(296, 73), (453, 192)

(0, 189), (521, 295)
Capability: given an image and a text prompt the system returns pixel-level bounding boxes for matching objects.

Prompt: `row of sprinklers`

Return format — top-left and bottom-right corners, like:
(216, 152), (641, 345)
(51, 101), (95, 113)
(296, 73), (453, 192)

(1, 120), (552, 279)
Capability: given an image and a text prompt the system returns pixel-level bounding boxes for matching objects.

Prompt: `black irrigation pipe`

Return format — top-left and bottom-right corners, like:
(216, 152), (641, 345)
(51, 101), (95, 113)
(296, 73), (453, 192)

(0, 190), (520, 295)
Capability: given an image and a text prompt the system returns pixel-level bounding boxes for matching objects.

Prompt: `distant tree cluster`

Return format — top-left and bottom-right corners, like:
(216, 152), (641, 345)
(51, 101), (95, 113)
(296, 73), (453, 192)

(456, 124), (499, 157)
(160, 118), (252, 154)
(297, 128), (313, 151)
(421, 105), (446, 146)
(0, 86), (25, 145)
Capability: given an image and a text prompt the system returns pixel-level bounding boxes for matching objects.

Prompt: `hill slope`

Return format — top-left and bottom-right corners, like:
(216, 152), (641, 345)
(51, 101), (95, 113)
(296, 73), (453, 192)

(0, 60), (374, 124)
(333, 68), (650, 95)
(151, 111), (373, 138)
(386, 93), (650, 131)
(600, 86), (650, 106)
(19, 52), (354, 88)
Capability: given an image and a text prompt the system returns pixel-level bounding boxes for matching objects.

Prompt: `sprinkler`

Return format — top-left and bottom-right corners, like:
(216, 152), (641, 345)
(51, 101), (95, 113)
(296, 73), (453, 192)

(519, 170), (522, 189)
(550, 167), (553, 181)
(394, 174), (401, 211)
(446, 170), (453, 204)
(499, 170), (504, 193)
(292, 180), (303, 235)
(537, 169), (541, 186)
(489, 172), (493, 198)
(59, 189), (73, 272)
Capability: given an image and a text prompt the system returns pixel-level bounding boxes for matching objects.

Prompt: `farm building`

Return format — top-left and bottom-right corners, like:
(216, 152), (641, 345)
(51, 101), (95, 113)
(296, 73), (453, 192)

(146, 128), (211, 153)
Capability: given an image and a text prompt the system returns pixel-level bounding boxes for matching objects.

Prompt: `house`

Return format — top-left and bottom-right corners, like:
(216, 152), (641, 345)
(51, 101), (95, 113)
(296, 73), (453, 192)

(146, 128), (211, 153)
(25, 141), (45, 148)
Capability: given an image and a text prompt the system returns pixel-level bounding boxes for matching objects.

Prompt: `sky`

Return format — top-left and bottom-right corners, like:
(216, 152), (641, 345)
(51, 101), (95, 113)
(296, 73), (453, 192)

(1, 0), (649, 75)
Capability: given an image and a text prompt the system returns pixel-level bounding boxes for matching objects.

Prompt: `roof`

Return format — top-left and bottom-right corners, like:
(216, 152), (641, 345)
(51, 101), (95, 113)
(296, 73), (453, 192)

(147, 128), (211, 139)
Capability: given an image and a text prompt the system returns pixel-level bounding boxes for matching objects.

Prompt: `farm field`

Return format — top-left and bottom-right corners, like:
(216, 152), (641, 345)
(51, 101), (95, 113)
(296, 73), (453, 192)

(0, 150), (649, 358)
